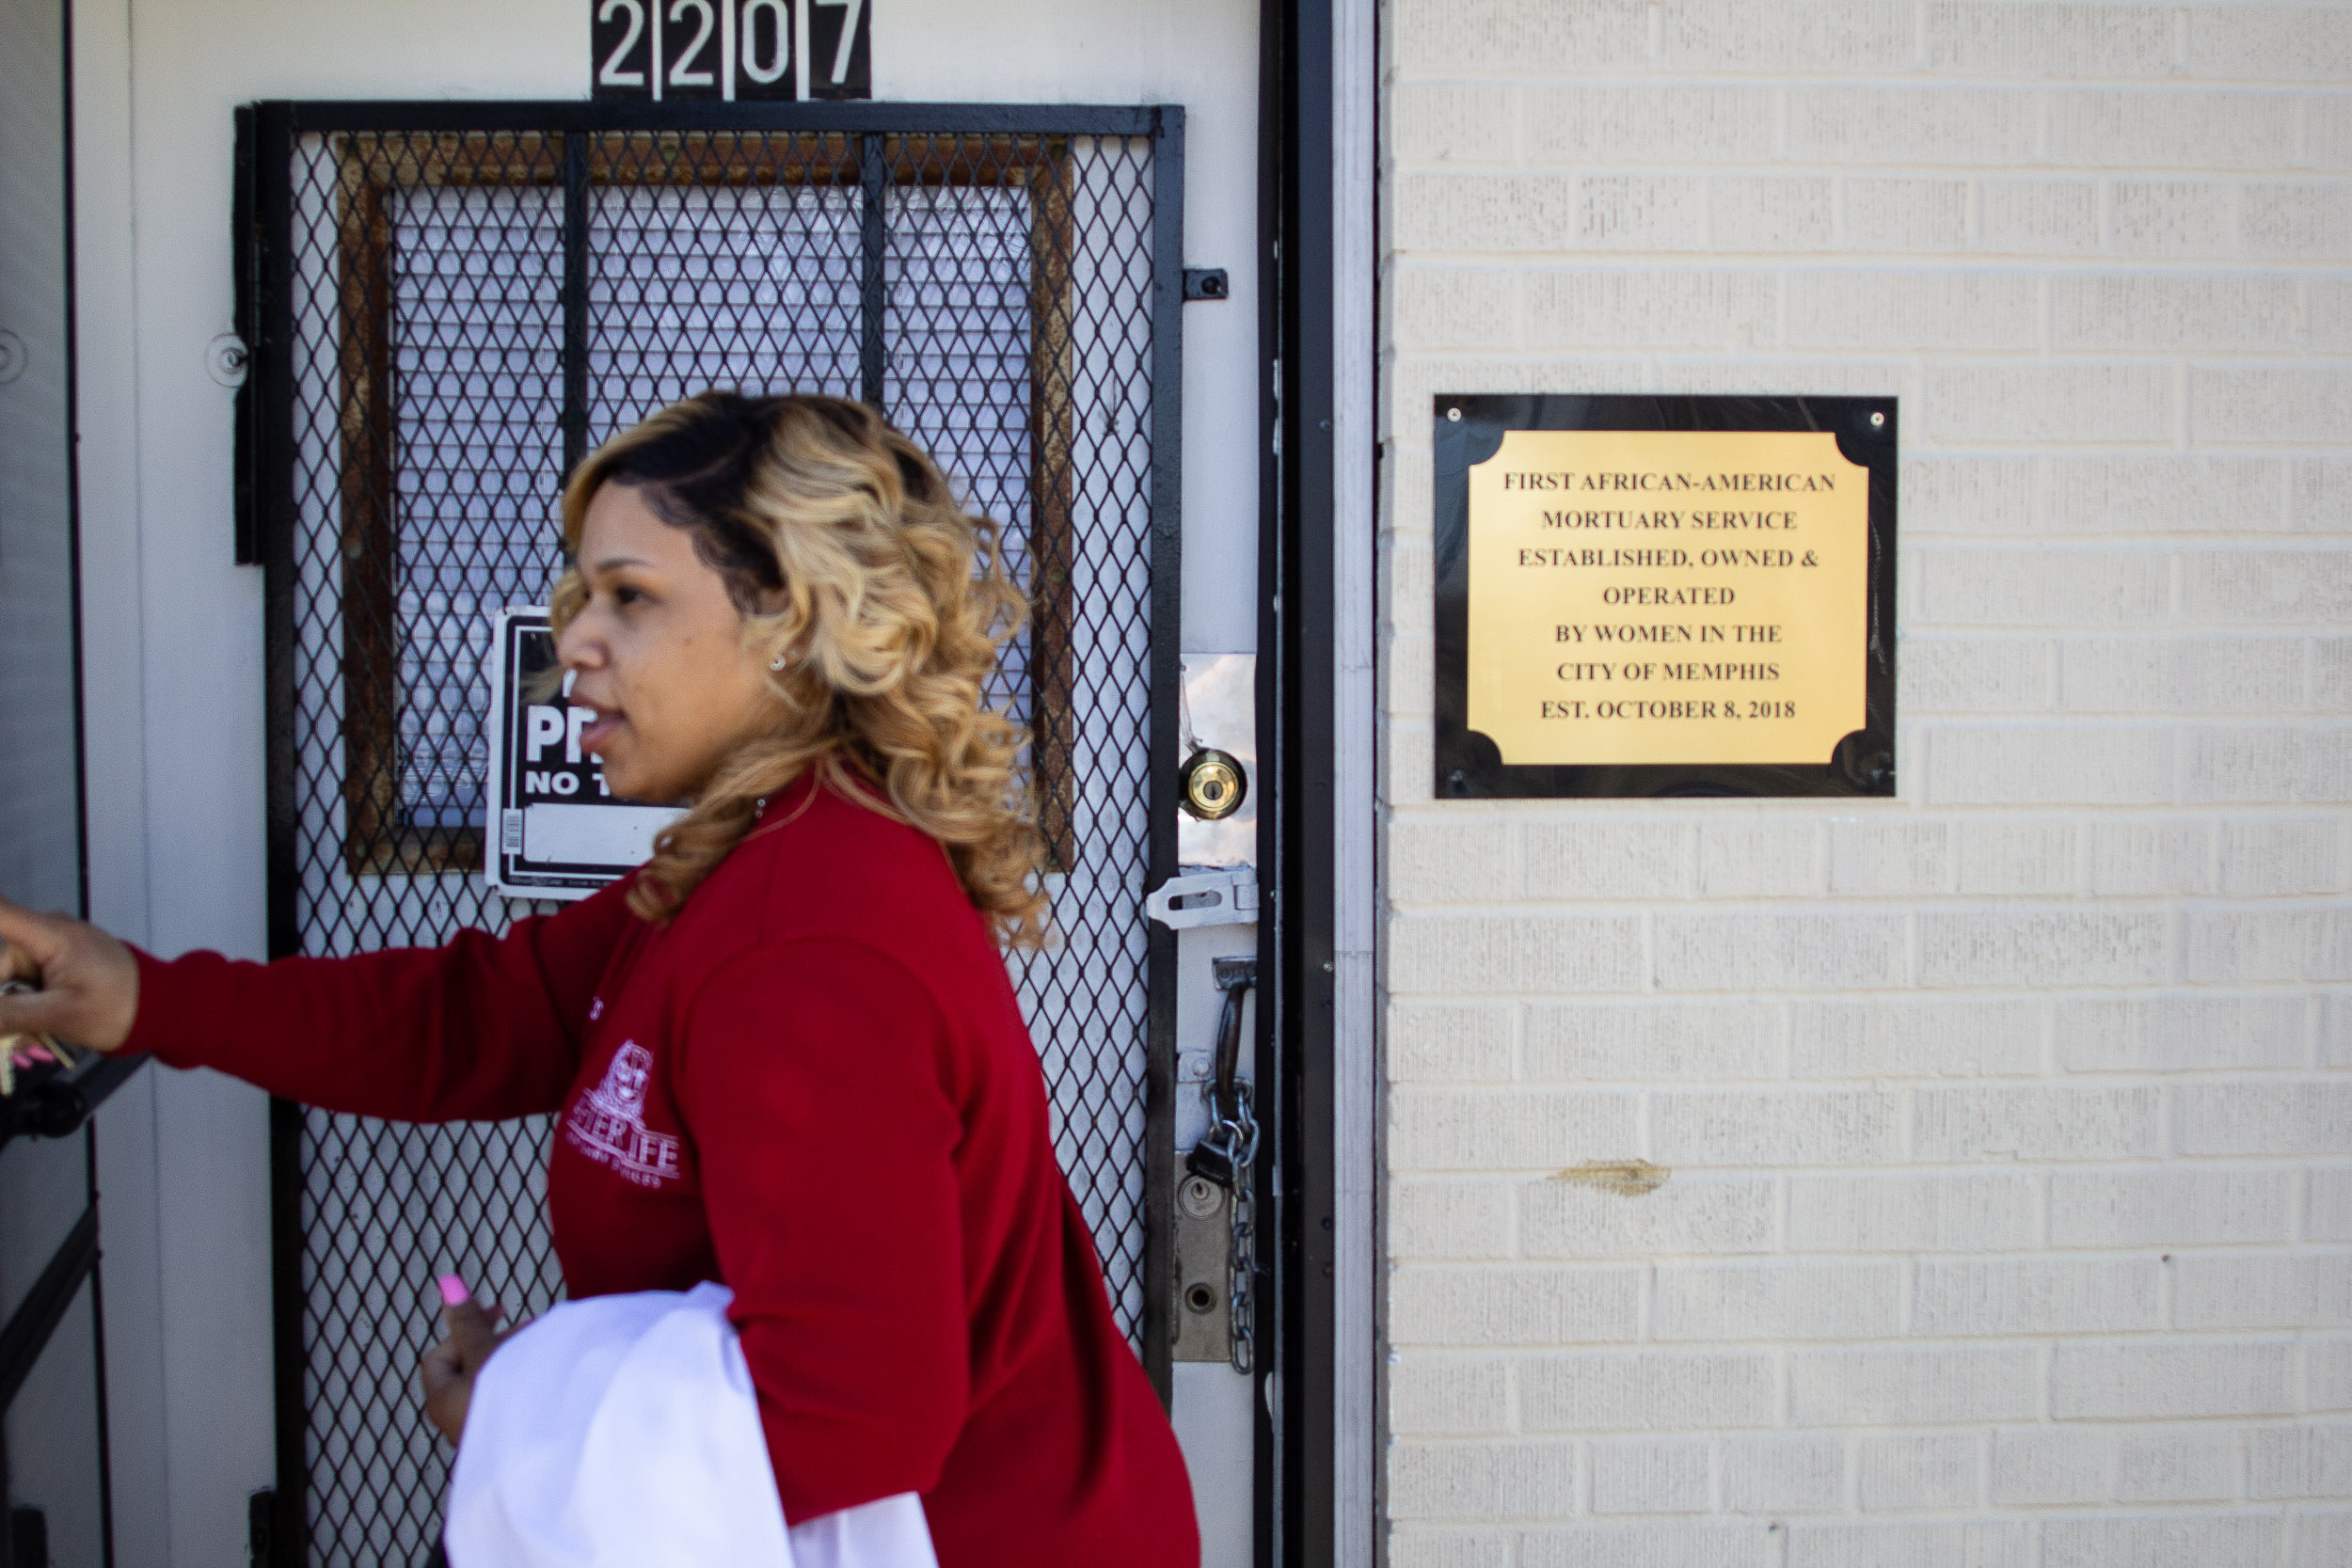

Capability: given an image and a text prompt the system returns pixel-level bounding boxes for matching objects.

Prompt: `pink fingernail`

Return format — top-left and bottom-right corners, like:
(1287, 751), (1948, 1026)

(437, 1274), (471, 1307)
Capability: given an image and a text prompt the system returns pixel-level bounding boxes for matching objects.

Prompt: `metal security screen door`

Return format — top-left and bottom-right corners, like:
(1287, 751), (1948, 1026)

(241, 101), (1184, 1566)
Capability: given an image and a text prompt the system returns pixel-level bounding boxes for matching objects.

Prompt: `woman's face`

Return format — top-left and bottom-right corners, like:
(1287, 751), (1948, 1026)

(556, 483), (777, 803)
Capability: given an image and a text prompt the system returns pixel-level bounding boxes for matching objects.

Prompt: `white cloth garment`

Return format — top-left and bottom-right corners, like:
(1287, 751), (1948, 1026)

(445, 1282), (938, 1568)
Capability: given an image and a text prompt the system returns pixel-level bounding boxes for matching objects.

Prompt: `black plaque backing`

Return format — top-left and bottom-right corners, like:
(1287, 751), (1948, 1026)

(1434, 394), (1897, 800)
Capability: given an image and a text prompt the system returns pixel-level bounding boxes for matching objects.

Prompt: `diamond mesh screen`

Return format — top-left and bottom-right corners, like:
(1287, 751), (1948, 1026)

(266, 117), (1170, 1566)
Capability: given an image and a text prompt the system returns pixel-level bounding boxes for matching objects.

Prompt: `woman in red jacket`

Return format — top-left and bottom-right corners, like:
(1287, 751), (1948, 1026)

(0, 392), (1200, 1567)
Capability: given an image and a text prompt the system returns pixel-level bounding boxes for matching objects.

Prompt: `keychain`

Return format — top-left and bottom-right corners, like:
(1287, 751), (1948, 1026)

(0, 981), (80, 1097)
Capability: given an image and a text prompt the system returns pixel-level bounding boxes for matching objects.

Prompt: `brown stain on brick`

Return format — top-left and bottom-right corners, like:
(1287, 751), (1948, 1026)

(1553, 1159), (1669, 1196)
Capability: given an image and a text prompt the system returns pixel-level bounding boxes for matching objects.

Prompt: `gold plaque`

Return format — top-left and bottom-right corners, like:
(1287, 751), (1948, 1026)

(1468, 428), (1867, 767)
(1435, 397), (1895, 798)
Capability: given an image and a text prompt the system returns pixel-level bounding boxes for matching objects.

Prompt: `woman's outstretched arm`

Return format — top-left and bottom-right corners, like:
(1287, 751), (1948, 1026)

(0, 881), (639, 1123)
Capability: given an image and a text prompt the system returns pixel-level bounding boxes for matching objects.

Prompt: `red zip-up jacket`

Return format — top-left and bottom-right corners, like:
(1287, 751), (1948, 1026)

(122, 771), (1199, 1567)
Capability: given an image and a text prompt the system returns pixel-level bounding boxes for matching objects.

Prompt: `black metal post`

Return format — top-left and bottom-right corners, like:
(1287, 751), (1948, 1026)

(233, 108), (261, 566)
(1263, 3), (1340, 1563)
(254, 101), (300, 968)
(267, 1096), (309, 1568)
(858, 133), (887, 407)
(562, 132), (592, 478)
(1253, 4), (1287, 1556)
(1253, 8), (1290, 1560)
(252, 102), (1163, 134)
(246, 103), (310, 1567)
(1140, 106), (1188, 1409)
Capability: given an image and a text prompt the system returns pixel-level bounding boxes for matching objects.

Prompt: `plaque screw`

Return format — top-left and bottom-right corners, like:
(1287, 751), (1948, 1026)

(1869, 411), (1885, 428)
(1446, 406), (1461, 421)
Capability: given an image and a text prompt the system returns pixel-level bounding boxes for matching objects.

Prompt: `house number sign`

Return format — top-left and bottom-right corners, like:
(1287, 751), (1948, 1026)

(593, 0), (871, 102)
(1434, 395), (1897, 799)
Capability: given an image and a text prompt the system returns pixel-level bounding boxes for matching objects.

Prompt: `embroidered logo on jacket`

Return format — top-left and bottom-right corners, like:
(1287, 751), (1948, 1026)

(564, 1040), (682, 1189)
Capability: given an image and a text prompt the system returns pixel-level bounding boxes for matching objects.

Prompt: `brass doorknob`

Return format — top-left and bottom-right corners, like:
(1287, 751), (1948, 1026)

(1179, 748), (1247, 820)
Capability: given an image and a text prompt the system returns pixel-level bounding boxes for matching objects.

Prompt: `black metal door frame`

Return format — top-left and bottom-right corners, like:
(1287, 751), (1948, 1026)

(238, 98), (1187, 1566)
(1260, 2), (1346, 1564)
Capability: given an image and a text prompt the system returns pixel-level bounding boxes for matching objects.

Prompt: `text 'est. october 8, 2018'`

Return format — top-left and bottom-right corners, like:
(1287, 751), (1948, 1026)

(1465, 427), (1869, 768)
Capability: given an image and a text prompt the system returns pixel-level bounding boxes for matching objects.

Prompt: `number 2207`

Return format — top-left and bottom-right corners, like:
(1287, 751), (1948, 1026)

(596, 0), (862, 100)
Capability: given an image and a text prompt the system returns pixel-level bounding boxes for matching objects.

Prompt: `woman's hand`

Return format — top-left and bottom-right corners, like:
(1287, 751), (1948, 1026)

(420, 1289), (510, 1446)
(0, 896), (138, 1054)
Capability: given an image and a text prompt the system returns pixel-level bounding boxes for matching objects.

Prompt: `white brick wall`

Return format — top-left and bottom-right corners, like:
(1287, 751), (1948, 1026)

(1379, 2), (2352, 1562)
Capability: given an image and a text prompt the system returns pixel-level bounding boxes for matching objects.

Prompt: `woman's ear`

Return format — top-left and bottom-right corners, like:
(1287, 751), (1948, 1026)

(751, 621), (804, 679)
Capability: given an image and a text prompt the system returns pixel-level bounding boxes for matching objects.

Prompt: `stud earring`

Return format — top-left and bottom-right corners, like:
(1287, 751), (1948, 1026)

(769, 653), (787, 671)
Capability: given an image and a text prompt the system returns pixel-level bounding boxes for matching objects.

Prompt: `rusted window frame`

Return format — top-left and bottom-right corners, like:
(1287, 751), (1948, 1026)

(330, 129), (1079, 876)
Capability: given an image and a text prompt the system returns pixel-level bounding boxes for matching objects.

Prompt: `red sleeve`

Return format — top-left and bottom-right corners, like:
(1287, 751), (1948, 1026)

(119, 879), (640, 1123)
(676, 939), (969, 1523)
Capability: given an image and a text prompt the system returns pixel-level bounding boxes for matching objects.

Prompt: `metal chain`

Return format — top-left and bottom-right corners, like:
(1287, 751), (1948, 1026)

(1224, 1083), (1259, 1373)
(1184, 957), (1260, 1372)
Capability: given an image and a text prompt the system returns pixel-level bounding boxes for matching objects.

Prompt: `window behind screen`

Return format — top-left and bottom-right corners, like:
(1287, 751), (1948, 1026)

(310, 131), (1105, 878)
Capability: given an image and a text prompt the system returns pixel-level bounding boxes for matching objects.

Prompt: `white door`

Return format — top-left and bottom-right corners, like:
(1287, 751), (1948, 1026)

(237, 21), (1263, 1568)
(84, 3), (1267, 1561)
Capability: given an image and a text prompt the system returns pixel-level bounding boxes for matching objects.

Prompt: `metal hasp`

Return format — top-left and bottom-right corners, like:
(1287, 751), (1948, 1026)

(1174, 958), (1260, 1370)
(1144, 866), (1258, 928)
(1170, 1173), (1231, 1364)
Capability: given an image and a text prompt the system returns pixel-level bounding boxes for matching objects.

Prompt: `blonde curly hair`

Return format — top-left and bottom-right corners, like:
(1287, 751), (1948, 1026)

(549, 392), (1048, 948)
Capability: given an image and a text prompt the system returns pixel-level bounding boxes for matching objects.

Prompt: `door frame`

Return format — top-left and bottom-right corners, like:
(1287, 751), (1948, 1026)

(225, 41), (1386, 1557)
(1258, 1), (1375, 1564)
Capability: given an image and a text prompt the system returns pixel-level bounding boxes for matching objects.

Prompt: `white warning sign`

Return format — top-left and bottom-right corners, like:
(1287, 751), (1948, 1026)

(485, 608), (683, 901)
